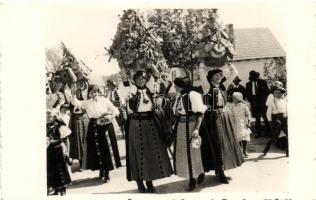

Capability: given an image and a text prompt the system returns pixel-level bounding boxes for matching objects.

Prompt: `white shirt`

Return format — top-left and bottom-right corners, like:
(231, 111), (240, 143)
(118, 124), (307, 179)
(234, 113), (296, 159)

(266, 97), (287, 121)
(252, 82), (257, 95)
(72, 96), (119, 119)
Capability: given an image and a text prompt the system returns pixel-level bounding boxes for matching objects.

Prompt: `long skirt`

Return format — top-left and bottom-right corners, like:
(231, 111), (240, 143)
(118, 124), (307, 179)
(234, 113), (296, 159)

(174, 115), (204, 179)
(86, 119), (114, 172)
(106, 123), (122, 168)
(128, 112), (173, 181)
(47, 144), (71, 187)
(204, 110), (244, 170)
(69, 114), (88, 163)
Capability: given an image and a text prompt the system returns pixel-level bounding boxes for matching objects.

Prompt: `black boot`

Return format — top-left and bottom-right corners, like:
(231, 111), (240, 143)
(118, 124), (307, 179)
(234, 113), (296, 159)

(146, 181), (156, 193)
(104, 171), (110, 183)
(187, 178), (196, 191)
(60, 187), (66, 196)
(216, 168), (229, 184)
(99, 170), (104, 179)
(242, 140), (248, 157)
(197, 173), (205, 184)
(53, 188), (59, 195)
(136, 180), (146, 193)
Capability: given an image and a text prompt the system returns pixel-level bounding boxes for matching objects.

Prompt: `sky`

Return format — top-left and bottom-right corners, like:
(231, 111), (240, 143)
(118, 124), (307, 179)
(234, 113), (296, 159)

(44, 6), (287, 85)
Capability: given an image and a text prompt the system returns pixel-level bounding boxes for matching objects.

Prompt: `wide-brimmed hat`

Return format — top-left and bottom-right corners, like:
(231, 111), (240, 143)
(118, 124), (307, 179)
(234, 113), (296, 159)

(174, 76), (191, 89)
(233, 76), (242, 83)
(271, 85), (286, 93)
(272, 81), (284, 88)
(207, 69), (223, 83)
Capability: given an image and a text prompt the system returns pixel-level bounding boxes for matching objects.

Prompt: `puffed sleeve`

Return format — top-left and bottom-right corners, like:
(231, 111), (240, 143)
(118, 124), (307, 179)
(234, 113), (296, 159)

(189, 91), (208, 114)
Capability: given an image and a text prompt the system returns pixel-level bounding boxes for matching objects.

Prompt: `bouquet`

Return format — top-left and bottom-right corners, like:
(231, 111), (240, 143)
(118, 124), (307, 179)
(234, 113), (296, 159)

(107, 9), (168, 82)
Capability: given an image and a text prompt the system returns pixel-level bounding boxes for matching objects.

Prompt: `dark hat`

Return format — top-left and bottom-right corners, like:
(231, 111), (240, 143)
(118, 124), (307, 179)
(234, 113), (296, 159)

(271, 85), (286, 93)
(233, 76), (242, 82)
(107, 80), (116, 87)
(132, 70), (147, 82)
(249, 70), (260, 80)
(207, 69), (223, 83)
(174, 76), (191, 89)
(88, 84), (100, 94)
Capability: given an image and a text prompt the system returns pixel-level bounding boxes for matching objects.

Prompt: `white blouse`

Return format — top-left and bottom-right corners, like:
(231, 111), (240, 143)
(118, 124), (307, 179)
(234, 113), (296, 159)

(72, 96), (119, 119)
(266, 97), (287, 121)
(173, 91), (207, 115)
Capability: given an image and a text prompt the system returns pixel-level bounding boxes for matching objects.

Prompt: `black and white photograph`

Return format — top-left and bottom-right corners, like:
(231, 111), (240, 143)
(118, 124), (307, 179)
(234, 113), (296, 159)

(1, 1), (316, 200)
(45, 6), (289, 195)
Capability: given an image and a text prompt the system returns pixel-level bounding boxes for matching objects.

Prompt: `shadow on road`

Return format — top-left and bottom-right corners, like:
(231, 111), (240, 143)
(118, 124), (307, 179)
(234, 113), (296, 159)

(68, 177), (105, 189)
(99, 175), (225, 194)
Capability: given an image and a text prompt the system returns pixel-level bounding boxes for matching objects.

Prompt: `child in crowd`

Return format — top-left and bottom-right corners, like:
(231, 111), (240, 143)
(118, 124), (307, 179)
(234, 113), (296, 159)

(47, 109), (72, 196)
(230, 92), (252, 157)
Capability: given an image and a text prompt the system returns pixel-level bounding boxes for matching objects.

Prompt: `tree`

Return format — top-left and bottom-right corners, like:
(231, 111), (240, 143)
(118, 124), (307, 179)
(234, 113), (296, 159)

(263, 57), (287, 87)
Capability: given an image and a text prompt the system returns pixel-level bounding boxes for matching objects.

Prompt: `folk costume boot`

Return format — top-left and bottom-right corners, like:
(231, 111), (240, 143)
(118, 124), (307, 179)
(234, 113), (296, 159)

(187, 178), (196, 191)
(216, 167), (229, 184)
(146, 181), (156, 193)
(136, 180), (146, 193)
(60, 187), (66, 196)
(104, 171), (110, 183)
(99, 170), (104, 180)
(197, 173), (205, 184)
(242, 140), (248, 157)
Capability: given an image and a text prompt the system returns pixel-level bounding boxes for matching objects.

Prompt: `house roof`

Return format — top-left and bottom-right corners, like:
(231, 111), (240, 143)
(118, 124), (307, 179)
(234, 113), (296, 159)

(232, 28), (286, 61)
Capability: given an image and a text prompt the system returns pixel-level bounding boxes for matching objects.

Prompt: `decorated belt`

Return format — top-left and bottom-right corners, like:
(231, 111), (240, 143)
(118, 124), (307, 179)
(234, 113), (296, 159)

(131, 112), (153, 120)
(178, 115), (196, 123)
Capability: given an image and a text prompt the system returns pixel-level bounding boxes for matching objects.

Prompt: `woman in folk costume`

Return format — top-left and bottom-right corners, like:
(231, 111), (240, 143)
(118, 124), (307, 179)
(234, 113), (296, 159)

(172, 76), (209, 191)
(46, 109), (71, 196)
(126, 70), (173, 193)
(202, 63), (244, 184)
(68, 80), (89, 170)
(69, 84), (119, 182)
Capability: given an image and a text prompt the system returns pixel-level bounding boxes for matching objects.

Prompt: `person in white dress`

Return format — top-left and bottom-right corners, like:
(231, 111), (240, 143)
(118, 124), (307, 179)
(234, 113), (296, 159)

(230, 92), (252, 157)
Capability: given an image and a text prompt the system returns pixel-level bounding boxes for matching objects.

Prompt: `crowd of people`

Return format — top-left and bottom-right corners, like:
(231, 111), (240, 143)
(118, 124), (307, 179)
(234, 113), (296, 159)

(46, 63), (288, 195)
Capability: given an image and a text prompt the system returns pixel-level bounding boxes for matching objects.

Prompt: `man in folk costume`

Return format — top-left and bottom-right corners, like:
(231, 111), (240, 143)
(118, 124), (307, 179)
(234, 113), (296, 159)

(202, 64), (244, 184)
(125, 70), (173, 193)
(227, 76), (247, 102)
(245, 70), (271, 138)
(68, 84), (119, 182)
(107, 80), (127, 139)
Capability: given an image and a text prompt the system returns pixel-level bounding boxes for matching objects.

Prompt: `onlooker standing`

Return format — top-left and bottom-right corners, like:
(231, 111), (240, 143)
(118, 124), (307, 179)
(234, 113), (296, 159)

(227, 76), (246, 102)
(245, 70), (270, 138)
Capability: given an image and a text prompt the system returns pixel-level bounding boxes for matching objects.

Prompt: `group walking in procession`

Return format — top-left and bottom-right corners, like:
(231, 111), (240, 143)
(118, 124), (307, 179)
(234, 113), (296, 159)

(45, 9), (288, 196)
